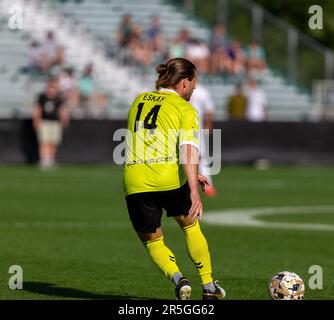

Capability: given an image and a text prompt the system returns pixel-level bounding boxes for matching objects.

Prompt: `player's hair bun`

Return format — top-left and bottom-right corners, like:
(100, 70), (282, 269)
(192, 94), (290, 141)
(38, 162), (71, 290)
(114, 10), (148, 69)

(156, 63), (169, 75)
(155, 58), (196, 90)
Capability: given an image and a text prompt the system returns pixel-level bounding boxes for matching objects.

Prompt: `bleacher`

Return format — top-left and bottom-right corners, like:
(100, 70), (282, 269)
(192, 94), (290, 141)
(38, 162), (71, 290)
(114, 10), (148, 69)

(58, 0), (210, 42)
(55, 0), (313, 121)
(0, 0), (146, 119)
(0, 21), (29, 118)
(0, 0), (313, 120)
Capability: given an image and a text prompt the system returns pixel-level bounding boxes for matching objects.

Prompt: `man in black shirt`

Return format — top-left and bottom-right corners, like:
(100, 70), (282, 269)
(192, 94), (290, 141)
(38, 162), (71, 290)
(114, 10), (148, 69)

(33, 78), (69, 169)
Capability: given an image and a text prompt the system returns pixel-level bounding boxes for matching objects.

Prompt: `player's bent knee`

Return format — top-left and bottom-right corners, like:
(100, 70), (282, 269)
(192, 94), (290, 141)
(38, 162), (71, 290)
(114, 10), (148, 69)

(136, 227), (163, 243)
(174, 215), (196, 229)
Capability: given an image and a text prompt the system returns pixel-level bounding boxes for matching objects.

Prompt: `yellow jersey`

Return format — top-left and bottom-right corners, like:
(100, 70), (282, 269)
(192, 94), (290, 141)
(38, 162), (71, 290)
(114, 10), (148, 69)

(123, 89), (200, 196)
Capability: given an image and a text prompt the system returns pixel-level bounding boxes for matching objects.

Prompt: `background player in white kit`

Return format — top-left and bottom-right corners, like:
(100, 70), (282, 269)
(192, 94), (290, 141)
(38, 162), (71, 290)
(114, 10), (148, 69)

(189, 83), (217, 197)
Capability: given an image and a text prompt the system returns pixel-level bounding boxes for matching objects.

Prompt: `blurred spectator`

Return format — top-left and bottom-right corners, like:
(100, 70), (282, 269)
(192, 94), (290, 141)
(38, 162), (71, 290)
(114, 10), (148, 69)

(78, 64), (95, 116)
(189, 83), (217, 196)
(210, 42), (231, 75)
(169, 28), (190, 59)
(190, 83), (215, 132)
(246, 79), (268, 122)
(210, 24), (229, 52)
(113, 18), (270, 80)
(227, 83), (248, 120)
(94, 91), (109, 118)
(41, 31), (64, 73)
(209, 24), (230, 75)
(178, 28), (191, 45)
(227, 39), (245, 77)
(129, 24), (153, 67)
(116, 14), (134, 64)
(113, 17), (271, 81)
(169, 37), (186, 58)
(76, 64), (107, 118)
(186, 39), (210, 73)
(244, 41), (267, 76)
(146, 16), (165, 59)
(59, 67), (78, 111)
(27, 41), (43, 74)
(117, 14), (134, 48)
(32, 77), (69, 169)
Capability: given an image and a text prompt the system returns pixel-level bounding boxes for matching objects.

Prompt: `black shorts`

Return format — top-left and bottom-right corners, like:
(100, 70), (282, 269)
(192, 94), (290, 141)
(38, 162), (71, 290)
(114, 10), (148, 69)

(125, 182), (191, 233)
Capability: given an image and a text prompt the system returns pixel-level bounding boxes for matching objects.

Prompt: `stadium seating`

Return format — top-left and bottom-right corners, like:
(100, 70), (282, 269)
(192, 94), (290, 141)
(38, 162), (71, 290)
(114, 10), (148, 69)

(54, 0), (313, 120)
(0, 0), (146, 118)
(0, 0), (313, 120)
(0, 20), (22, 117)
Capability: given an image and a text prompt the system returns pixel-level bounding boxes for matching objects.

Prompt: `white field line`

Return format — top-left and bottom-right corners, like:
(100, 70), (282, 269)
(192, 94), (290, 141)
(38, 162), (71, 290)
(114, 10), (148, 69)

(203, 206), (334, 231)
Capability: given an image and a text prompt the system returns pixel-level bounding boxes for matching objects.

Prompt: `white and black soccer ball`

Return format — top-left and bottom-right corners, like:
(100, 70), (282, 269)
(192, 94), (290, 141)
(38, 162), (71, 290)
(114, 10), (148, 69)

(269, 271), (305, 300)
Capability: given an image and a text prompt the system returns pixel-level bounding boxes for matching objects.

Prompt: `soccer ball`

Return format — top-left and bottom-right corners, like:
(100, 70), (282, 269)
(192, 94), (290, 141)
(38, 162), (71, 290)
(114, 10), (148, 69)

(269, 271), (305, 300)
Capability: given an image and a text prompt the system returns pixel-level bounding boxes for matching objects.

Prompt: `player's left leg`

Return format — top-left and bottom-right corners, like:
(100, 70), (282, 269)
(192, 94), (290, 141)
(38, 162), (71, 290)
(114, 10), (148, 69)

(137, 229), (191, 300)
(137, 228), (180, 281)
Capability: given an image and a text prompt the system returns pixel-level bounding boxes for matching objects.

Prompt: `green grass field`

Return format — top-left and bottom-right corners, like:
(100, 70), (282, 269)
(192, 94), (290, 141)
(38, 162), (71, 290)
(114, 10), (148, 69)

(0, 165), (334, 300)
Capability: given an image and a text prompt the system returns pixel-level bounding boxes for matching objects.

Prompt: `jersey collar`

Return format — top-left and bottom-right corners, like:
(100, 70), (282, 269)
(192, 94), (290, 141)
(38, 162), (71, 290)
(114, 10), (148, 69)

(158, 88), (179, 96)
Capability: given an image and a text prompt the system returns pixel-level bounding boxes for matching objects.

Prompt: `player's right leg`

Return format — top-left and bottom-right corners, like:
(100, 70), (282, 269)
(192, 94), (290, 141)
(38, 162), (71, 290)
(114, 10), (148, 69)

(137, 228), (191, 300)
(125, 192), (191, 300)
(174, 214), (226, 300)
(159, 183), (225, 300)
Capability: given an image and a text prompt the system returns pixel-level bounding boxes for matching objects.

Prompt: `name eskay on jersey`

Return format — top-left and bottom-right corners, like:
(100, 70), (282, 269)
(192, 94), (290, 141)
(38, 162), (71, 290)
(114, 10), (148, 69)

(142, 93), (166, 103)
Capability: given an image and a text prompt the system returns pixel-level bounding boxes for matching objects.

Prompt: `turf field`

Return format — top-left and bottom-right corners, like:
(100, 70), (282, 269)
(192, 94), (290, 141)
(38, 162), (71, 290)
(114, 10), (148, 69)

(0, 165), (333, 300)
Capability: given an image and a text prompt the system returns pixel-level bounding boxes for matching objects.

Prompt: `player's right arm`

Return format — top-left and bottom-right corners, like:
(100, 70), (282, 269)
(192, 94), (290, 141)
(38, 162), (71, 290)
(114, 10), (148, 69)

(181, 144), (203, 221)
(179, 105), (207, 221)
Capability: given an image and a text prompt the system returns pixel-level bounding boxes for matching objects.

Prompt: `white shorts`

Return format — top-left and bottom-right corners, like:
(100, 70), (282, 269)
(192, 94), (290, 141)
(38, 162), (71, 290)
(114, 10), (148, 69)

(38, 120), (62, 145)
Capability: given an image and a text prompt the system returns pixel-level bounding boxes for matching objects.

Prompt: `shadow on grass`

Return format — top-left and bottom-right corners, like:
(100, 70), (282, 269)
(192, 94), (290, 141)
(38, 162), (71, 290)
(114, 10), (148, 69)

(23, 281), (155, 300)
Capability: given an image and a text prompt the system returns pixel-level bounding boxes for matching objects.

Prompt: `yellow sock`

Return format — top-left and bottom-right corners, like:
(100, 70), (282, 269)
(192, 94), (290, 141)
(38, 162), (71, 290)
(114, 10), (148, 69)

(143, 236), (180, 281)
(183, 220), (213, 284)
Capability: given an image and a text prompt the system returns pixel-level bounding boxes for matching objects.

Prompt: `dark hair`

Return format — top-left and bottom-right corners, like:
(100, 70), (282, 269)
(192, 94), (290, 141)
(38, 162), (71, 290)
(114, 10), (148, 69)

(155, 58), (196, 90)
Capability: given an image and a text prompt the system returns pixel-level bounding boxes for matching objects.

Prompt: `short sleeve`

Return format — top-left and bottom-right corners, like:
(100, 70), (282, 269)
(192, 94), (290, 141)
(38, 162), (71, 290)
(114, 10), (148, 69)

(179, 106), (200, 150)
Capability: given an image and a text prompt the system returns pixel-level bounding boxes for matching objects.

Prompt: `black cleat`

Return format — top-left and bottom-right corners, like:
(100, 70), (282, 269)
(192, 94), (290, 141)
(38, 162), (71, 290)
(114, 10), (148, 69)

(175, 277), (192, 300)
(202, 280), (226, 300)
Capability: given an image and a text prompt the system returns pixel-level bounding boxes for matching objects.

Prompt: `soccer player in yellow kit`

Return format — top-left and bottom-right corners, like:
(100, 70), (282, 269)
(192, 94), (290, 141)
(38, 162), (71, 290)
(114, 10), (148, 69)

(123, 58), (225, 300)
